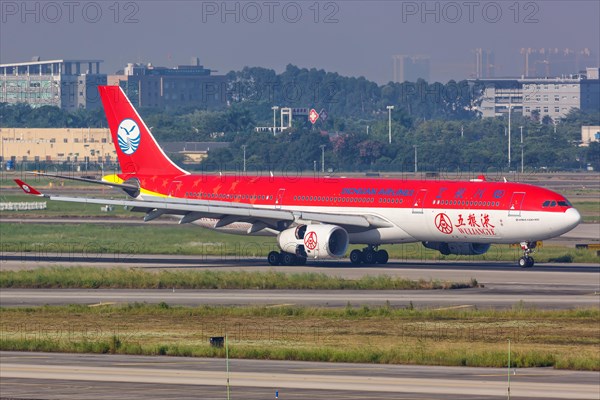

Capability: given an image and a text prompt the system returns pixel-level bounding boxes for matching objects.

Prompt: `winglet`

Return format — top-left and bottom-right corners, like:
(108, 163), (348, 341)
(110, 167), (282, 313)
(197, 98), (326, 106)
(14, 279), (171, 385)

(14, 179), (44, 196)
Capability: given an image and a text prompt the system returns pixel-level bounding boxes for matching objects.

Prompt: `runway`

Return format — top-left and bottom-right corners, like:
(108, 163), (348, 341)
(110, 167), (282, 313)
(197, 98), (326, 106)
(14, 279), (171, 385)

(2, 284), (599, 309)
(2, 253), (599, 309)
(1, 352), (599, 400)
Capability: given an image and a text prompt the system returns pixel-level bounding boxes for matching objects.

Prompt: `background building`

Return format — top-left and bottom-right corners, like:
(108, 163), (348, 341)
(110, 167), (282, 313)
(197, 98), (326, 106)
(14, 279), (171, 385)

(471, 67), (600, 119)
(392, 55), (430, 83)
(581, 126), (600, 146)
(1, 127), (114, 166)
(0, 58), (106, 111)
(108, 58), (227, 109)
(473, 48), (495, 78)
(161, 142), (230, 164)
(521, 48), (594, 78)
(0, 128), (230, 167)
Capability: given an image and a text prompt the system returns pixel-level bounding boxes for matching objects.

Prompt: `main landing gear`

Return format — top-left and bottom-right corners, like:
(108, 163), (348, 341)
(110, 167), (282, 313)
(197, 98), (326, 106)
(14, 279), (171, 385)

(267, 251), (307, 266)
(349, 245), (389, 265)
(267, 246), (389, 266)
(518, 241), (537, 268)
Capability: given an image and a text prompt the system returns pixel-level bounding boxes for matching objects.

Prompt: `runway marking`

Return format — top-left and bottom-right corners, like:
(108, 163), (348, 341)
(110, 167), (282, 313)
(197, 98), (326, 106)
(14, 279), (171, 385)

(266, 303), (296, 308)
(432, 304), (474, 311)
(473, 372), (564, 377)
(89, 302), (116, 307)
(113, 361), (212, 367)
(292, 367), (385, 372)
(0, 355), (51, 360)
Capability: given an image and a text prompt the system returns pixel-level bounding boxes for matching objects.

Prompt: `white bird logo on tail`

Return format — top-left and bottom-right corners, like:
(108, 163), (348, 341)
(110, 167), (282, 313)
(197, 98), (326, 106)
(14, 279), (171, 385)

(117, 119), (141, 155)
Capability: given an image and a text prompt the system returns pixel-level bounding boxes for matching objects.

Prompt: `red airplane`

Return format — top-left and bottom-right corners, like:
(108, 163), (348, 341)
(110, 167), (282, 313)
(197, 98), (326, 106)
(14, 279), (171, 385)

(15, 85), (581, 268)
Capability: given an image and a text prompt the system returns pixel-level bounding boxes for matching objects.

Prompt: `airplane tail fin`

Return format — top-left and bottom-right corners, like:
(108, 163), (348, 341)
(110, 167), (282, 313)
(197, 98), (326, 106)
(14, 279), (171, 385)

(98, 86), (188, 178)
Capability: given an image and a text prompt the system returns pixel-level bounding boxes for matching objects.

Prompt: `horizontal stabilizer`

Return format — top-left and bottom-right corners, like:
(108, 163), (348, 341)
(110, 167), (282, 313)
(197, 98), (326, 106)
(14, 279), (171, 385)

(14, 179), (44, 196)
(27, 172), (140, 194)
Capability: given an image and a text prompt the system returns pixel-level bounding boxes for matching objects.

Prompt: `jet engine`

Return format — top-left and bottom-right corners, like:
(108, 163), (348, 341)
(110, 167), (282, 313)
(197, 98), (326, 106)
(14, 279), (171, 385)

(277, 224), (349, 259)
(422, 241), (491, 256)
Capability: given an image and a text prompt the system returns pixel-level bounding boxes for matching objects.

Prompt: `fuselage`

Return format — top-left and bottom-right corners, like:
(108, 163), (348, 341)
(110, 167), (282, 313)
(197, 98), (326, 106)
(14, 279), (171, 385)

(121, 172), (581, 246)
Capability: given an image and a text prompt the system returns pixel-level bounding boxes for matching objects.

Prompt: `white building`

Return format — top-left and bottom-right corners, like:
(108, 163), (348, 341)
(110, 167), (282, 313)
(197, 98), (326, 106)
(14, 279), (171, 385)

(470, 67), (600, 120)
(0, 58), (106, 111)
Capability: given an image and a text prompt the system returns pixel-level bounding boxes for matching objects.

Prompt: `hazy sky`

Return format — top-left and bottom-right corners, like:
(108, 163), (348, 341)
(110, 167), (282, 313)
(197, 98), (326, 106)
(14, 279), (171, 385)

(2, 1), (599, 83)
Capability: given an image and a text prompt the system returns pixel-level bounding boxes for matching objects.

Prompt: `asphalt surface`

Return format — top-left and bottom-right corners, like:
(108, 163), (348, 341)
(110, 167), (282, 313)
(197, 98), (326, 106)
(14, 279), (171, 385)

(1, 285), (598, 309)
(2, 250), (599, 309)
(1, 256), (599, 309)
(1, 352), (599, 400)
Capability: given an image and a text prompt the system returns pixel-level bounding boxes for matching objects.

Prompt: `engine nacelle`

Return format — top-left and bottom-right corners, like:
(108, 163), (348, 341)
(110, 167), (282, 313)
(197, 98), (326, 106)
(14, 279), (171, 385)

(422, 241), (491, 256)
(277, 224), (349, 259)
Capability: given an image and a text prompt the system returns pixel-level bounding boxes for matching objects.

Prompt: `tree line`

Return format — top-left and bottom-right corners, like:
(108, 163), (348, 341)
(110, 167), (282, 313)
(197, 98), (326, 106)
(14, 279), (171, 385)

(1, 64), (598, 172)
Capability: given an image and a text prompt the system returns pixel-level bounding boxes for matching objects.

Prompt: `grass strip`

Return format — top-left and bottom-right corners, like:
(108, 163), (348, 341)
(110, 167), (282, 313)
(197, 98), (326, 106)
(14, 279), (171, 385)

(1, 304), (598, 370)
(0, 266), (476, 290)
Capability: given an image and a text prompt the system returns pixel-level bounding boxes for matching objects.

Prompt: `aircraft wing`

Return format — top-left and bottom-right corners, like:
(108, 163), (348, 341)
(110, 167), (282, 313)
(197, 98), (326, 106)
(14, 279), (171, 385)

(14, 179), (392, 232)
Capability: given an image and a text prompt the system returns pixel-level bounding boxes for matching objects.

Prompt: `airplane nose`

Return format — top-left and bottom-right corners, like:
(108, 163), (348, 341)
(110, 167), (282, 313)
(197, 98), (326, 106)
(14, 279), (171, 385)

(564, 208), (582, 231)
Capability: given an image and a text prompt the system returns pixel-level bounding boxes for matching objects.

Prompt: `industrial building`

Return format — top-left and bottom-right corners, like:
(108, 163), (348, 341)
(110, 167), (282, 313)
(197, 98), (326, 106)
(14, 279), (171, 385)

(107, 58), (227, 109)
(470, 67), (600, 119)
(0, 127), (229, 167)
(0, 58), (107, 111)
(0, 127), (114, 167)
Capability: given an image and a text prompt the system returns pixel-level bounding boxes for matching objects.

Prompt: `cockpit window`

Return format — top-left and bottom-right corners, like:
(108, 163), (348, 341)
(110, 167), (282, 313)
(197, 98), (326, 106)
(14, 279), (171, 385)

(542, 200), (568, 207)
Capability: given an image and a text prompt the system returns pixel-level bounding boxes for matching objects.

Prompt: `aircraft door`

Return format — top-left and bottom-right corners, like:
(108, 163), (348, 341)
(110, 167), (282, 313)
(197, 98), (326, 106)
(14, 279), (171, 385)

(412, 189), (427, 214)
(508, 192), (525, 217)
(275, 188), (285, 209)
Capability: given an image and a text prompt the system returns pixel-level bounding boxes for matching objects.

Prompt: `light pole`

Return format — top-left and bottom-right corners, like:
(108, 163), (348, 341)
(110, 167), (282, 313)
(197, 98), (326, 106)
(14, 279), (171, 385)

(242, 145), (247, 173)
(320, 145), (326, 173)
(520, 126), (524, 174)
(386, 106), (394, 144)
(413, 145), (418, 173)
(507, 339), (511, 400)
(271, 106), (279, 136)
(507, 96), (512, 170)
